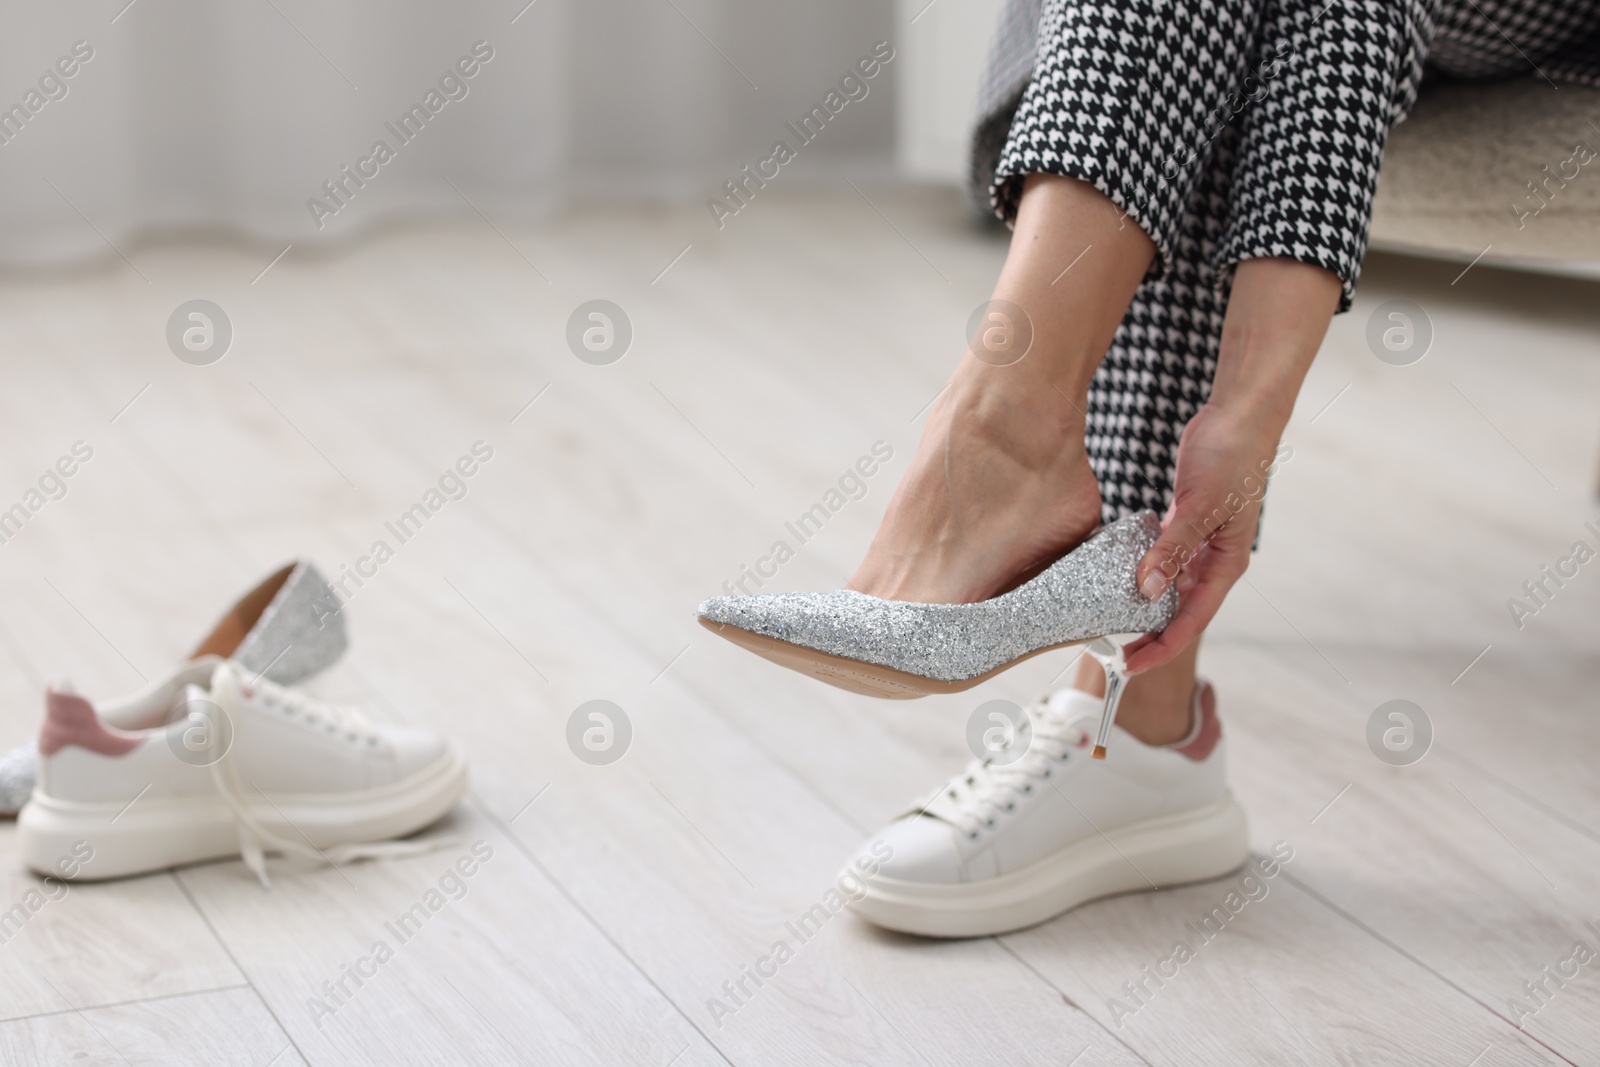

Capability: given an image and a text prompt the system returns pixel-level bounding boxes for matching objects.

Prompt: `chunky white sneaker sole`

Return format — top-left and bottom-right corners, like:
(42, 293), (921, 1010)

(847, 793), (1249, 938)
(19, 743), (469, 881)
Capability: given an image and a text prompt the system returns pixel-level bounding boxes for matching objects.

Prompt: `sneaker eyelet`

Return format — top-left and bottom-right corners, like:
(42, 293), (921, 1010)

(1021, 785), (1034, 795)
(967, 831), (980, 840)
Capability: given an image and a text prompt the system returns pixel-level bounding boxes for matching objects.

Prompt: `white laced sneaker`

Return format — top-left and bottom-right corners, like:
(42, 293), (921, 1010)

(845, 684), (1247, 937)
(18, 657), (467, 885)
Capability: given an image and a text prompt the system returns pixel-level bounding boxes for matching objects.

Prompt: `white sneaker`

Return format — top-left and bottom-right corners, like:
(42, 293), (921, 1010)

(845, 684), (1247, 937)
(18, 658), (468, 884)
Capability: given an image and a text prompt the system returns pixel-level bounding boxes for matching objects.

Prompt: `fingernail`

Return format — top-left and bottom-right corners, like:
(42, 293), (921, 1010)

(1140, 570), (1168, 601)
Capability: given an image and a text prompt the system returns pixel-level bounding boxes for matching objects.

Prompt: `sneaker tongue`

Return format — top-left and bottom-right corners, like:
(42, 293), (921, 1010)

(915, 689), (1103, 827)
(167, 682), (214, 728)
(919, 780), (974, 827)
(208, 662), (247, 705)
(162, 681), (227, 739)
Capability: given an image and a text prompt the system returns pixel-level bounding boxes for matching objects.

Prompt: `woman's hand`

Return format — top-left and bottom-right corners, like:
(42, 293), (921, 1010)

(1124, 403), (1290, 675)
(1122, 257), (1340, 675)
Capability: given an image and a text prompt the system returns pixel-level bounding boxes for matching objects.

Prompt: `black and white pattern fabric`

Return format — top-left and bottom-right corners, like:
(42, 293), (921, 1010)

(1549, 39), (1600, 88)
(1428, 0), (1600, 80)
(992, 0), (1425, 310)
(1086, 123), (1242, 521)
(971, 0), (1600, 524)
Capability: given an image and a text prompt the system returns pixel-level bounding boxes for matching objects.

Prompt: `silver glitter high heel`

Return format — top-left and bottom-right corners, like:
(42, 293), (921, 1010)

(0, 561), (348, 817)
(698, 511), (1177, 756)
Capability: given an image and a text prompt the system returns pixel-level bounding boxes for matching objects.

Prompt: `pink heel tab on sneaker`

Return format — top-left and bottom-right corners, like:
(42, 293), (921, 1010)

(1170, 680), (1222, 762)
(40, 685), (143, 758)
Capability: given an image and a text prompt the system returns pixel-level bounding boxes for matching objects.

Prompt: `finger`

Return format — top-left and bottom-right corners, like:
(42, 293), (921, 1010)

(1122, 633), (1158, 657)
(1136, 531), (1191, 602)
(1125, 560), (1235, 674)
(1126, 595), (1212, 673)
(1174, 564), (1201, 598)
(1127, 539), (1204, 665)
(1136, 499), (1223, 602)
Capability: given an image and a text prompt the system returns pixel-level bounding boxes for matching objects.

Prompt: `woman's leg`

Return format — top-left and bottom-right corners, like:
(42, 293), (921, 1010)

(831, 0), (1423, 941)
(851, 0), (1274, 606)
(848, 175), (1154, 605)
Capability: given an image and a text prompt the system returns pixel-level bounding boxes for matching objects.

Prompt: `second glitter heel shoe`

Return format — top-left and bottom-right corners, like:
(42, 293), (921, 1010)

(698, 510), (1177, 756)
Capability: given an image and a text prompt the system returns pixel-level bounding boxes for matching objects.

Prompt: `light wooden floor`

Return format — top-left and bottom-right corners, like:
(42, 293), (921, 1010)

(0, 186), (1597, 1067)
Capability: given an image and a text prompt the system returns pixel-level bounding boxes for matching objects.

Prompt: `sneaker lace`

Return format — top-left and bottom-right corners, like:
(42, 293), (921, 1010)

(202, 664), (456, 889)
(244, 675), (382, 743)
(936, 696), (1092, 838)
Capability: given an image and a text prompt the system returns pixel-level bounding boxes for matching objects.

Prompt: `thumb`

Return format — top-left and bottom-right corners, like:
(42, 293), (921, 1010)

(1137, 506), (1213, 601)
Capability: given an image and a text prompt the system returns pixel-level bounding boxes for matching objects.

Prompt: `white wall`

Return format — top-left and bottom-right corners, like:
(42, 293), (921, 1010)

(895, 0), (1005, 182)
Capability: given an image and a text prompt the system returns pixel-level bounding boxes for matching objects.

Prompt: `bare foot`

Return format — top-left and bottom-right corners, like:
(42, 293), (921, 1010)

(848, 365), (1102, 604)
(848, 172), (1157, 605)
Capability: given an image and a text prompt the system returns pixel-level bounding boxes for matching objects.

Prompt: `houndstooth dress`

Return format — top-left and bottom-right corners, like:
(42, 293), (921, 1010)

(970, 0), (1600, 523)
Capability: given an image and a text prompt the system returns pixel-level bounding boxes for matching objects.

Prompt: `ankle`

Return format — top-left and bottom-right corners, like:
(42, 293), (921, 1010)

(1115, 692), (1195, 748)
(1074, 661), (1198, 748)
(934, 375), (1087, 473)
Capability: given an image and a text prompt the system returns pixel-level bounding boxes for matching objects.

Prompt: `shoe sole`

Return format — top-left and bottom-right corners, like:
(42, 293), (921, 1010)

(846, 793), (1249, 938)
(698, 618), (1097, 699)
(18, 744), (470, 882)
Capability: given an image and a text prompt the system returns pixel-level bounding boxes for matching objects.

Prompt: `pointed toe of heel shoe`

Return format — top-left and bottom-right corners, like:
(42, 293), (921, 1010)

(698, 511), (1178, 726)
(696, 609), (954, 699)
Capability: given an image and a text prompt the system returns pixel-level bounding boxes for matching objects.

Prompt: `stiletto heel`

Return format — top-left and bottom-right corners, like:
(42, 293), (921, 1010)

(1084, 633), (1139, 759)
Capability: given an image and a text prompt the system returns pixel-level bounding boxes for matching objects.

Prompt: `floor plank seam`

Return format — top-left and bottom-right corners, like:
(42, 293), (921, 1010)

(991, 937), (1155, 1067)
(1432, 745), (1600, 850)
(1280, 870), (1582, 1067)
(456, 498), (874, 839)
(0, 981), (253, 1026)
(1239, 636), (1600, 845)
(464, 790), (740, 1067)
(171, 872), (314, 1067)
